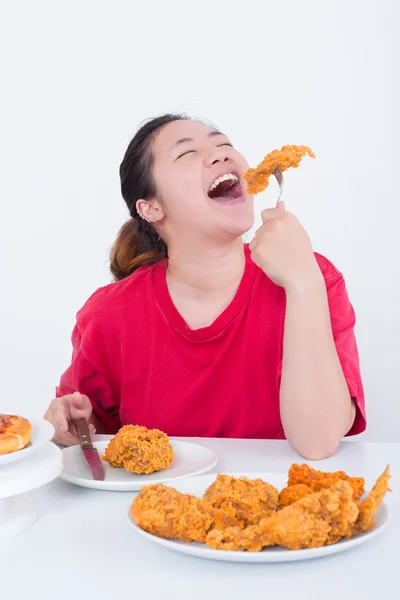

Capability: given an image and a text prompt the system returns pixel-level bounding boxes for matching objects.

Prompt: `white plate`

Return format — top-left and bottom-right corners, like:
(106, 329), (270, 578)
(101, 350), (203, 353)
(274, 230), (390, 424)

(59, 439), (218, 491)
(129, 471), (390, 563)
(0, 418), (55, 467)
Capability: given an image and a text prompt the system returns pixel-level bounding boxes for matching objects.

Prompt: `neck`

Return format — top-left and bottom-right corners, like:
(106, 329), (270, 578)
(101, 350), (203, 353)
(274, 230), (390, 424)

(166, 237), (246, 293)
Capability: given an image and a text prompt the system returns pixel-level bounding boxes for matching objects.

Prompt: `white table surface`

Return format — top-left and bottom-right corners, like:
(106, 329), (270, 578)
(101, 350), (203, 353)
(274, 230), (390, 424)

(1, 437), (398, 600)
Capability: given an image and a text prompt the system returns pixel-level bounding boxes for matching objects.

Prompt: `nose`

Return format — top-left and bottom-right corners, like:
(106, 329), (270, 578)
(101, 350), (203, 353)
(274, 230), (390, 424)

(204, 146), (232, 168)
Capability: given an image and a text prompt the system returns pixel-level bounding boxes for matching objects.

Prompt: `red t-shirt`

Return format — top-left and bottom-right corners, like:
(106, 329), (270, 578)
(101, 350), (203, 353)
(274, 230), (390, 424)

(56, 245), (366, 438)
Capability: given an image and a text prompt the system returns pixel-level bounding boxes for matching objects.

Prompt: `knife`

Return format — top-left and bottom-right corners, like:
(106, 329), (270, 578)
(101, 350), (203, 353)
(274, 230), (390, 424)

(75, 417), (105, 481)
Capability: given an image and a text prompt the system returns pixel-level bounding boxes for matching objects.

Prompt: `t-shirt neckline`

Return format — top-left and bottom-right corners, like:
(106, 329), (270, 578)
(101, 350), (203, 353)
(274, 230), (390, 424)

(152, 244), (258, 342)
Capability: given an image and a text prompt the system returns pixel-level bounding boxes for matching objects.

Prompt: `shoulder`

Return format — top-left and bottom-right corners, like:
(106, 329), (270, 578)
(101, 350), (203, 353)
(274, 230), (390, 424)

(76, 261), (163, 327)
(314, 253), (354, 315)
(314, 252), (344, 283)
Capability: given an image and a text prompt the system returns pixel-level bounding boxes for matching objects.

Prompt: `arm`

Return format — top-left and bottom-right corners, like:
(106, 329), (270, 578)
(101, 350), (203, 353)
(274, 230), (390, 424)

(56, 319), (122, 435)
(279, 271), (356, 460)
(46, 317), (120, 446)
(249, 203), (365, 460)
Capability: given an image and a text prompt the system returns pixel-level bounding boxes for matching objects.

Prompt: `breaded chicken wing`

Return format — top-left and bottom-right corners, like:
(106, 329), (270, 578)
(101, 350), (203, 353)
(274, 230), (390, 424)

(203, 474), (279, 526)
(207, 480), (358, 551)
(351, 466), (391, 535)
(244, 145), (316, 195)
(325, 481), (360, 544)
(131, 483), (242, 543)
(310, 477), (365, 499)
(102, 424), (174, 474)
(131, 466), (391, 553)
(288, 464), (365, 500)
(278, 484), (312, 509)
(206, 522), (275, 552)
(273, 480), (359, 549)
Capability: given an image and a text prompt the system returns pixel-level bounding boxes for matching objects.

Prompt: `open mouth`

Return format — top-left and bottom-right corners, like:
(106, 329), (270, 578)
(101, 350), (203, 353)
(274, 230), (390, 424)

(207, 173), (244, 201)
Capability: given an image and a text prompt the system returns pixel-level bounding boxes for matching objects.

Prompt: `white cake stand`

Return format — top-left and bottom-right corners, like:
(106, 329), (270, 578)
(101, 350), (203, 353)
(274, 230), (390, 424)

(0, 442), (63, 541)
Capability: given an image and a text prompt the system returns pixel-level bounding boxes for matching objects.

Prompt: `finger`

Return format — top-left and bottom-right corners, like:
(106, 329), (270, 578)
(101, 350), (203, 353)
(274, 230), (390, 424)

(68, 392), (92, 421)
(53, 394), (87, 431)
(52, 402), (71, 434)
(69, 391), (87, 409)
(261, 208), (285, 223)
(277, 200), (286, 211)
(52, 428), (80, 447)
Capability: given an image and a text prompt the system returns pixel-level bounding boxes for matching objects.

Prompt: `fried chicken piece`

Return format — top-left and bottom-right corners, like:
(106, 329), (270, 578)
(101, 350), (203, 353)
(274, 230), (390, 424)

(351, 466), (391, 536)
(206, 522), (275, 552)
(278, 484), (313, 509)
(207, 480), (358, 551)
(102, 424), (174, 474)
(203, 474), (279, 526)
(279, 477), (364, 510)
(131, 483), (242, 543)
(310, 477), (365, 499)
(325, 482), (360, 544)
(243, 145), (316, 195)
(288, 463), (351, 486)
(270, 480), (358, 550)
(288, 464), (365, 500)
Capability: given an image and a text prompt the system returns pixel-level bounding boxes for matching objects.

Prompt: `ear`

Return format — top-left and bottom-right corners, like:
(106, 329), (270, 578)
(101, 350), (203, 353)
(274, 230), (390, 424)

(136, 199), (165, 223)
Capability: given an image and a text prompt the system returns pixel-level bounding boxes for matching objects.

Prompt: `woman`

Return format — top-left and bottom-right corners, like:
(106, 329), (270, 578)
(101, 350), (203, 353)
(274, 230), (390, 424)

(44, 114), (366, 459)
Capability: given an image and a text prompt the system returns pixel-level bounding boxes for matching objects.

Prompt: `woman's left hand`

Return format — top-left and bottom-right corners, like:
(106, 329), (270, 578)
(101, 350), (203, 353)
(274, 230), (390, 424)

(249, 201), (322, 290)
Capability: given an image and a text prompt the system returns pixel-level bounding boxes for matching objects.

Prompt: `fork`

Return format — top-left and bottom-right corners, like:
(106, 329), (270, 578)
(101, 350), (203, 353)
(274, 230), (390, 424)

(274, 167), (284, 206)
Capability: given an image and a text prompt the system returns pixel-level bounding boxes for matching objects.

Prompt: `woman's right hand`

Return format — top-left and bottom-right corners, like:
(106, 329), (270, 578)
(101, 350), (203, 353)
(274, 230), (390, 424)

(44, 392), (96, 446)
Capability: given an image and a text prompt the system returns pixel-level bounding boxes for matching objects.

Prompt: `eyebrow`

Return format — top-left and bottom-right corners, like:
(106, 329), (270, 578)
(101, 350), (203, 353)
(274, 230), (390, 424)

(169, 130), (225, 150)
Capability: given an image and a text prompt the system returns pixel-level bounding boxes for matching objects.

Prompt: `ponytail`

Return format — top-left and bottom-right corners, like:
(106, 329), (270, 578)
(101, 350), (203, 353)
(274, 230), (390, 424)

(112, 113), (191, 280)
(109, 218), (167, 281)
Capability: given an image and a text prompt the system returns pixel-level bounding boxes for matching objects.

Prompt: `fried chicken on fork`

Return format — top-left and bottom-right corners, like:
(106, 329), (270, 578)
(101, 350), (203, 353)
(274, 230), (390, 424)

(131, 483), (242, 543)
(243, 145), (315, 195)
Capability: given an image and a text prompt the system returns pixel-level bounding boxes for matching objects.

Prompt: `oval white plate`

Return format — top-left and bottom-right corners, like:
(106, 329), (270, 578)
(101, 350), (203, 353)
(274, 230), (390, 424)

(0, 418), (55, 467)
(59, 439), (218, 491)
(129, 471), (390, 563)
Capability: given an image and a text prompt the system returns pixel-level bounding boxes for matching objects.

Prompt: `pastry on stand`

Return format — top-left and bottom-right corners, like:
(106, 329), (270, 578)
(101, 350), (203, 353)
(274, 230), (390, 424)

(0, 419), (63, 541)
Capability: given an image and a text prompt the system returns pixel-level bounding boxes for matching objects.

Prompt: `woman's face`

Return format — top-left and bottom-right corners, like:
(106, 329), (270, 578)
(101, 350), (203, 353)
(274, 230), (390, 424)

(148, 120), (254, 243)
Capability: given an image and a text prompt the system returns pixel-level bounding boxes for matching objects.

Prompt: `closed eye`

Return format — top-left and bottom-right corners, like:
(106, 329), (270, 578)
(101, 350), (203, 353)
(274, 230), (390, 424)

(176, 143), (232, 160)
(176, 150), (196, 160)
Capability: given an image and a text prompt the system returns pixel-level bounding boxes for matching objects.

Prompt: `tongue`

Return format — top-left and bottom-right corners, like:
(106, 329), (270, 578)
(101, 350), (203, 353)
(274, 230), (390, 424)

(209, 181), (242, 200)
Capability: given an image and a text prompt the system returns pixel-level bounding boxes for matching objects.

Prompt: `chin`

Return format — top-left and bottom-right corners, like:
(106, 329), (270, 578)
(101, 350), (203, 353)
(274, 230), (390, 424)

(206, 196), (255, 239)
(222, 215), (255, 239)
(227, 204), (255, 235)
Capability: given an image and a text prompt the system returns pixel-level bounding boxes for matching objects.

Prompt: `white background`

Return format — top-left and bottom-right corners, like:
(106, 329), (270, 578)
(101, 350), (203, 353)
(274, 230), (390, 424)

(0, 0), (398, 441)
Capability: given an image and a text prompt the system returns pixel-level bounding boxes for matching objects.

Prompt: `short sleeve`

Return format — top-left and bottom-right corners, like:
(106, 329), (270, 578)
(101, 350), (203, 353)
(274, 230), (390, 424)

(56, 322), (121, 434)
(325, 270), (366, 436)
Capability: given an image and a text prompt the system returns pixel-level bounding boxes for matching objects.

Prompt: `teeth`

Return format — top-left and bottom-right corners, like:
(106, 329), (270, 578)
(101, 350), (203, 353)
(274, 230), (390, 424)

(208, 173), (238, 192)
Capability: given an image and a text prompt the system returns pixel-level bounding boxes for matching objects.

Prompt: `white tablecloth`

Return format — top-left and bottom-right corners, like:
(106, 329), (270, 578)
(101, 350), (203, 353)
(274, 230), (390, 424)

(2, 438), (398, 600)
